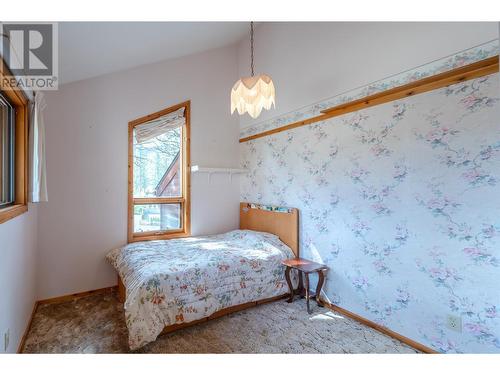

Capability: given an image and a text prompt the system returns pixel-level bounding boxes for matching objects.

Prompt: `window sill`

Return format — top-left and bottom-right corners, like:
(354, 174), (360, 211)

(129, 230), (190, 243)
(0, 204), (28, 225)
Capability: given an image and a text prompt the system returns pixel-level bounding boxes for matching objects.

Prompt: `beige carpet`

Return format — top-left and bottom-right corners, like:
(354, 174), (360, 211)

(22, 291), (419, 353)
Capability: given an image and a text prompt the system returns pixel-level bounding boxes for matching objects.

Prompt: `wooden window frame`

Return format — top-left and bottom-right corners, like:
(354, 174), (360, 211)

(128, 100), (191, 243)
(0, 58), (29, 225)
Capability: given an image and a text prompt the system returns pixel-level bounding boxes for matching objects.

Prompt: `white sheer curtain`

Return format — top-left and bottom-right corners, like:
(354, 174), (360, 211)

(135, 107), (185, 144)
(29, 91), (48, 202)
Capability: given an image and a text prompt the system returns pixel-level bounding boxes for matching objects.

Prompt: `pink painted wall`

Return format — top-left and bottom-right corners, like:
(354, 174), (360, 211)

(0, 205), (38, 353)
(37, 45), (241, 299)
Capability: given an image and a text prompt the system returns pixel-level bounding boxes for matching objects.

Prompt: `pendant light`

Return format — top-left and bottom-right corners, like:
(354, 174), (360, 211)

(231, 22), (276, 119)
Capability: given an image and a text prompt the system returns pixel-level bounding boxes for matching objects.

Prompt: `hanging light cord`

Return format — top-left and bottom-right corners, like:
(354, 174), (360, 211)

(250, 21), (254, 77)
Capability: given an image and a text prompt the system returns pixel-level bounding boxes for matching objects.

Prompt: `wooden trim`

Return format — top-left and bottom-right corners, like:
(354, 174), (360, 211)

(239, 56), (499, 143)
(17, 301), (39, 353)
(128, 100), (191, 242)
(321, 56), (499, 116)
(0, 204), (28, 225)
(133, 197), (184, 205)
(130, 228), (186, 241)
(37, 286), (117, 306)
(18, 286), (117, 353)
(183, 101), (191, 237)
(14, 102), (29, 206)
(128, 101), (188, 127)
(240, 113), (332, 143)
(127, 118), (134, 242)
(0, 57), (29, 225)
(0, 59), (29, 106)
(320, 299), (438, 354)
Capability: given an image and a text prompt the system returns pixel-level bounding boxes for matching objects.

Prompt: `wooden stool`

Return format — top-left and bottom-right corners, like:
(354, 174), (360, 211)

(282, 258), (328, 314)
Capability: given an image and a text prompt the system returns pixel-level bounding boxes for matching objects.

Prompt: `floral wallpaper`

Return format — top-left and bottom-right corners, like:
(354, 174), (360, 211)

(240, 40), (499, 140)
(240, 71), (500, 353)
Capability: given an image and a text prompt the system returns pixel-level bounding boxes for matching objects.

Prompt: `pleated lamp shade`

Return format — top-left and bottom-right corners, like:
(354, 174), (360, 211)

(231, 74), (276, 119)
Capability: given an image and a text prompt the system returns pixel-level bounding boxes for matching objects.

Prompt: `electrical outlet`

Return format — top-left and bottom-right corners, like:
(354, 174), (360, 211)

(4, 329), (9, 352)
(446, 314), (462, 333)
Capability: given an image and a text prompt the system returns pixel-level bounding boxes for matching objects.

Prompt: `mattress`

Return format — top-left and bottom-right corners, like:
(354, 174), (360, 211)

(106, 229), (295, 349)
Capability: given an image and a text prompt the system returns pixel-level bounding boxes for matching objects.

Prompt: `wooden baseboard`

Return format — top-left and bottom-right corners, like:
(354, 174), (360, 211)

(320, 299), (438, 354)
(37, 286), (118, 306)
(17, 286), (118, 353)
(17, 301), (39, 353)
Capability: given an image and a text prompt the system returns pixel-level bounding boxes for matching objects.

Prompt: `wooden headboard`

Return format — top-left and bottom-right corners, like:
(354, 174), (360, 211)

(239, 202), (299, 257)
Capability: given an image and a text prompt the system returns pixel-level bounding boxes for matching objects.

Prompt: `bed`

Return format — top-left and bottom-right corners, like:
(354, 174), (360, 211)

(107, 202), (299, 350)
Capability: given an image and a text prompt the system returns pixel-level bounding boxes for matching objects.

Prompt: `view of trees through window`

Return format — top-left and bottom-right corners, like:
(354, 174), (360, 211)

(133, 128), (181, 197)
(133, 127), (181, 232)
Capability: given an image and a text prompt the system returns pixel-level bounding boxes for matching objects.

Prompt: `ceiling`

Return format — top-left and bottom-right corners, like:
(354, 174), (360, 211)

(58, 22), (250, 84)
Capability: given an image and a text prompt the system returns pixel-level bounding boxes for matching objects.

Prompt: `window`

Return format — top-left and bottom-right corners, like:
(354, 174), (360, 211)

(0, 93), (14, 209)
(0, 59), (28, 225)
(128, 101), (190, 242)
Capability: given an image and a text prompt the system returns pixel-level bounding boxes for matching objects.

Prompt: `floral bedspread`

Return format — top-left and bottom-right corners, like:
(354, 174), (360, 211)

(106, 230), (295, 350)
